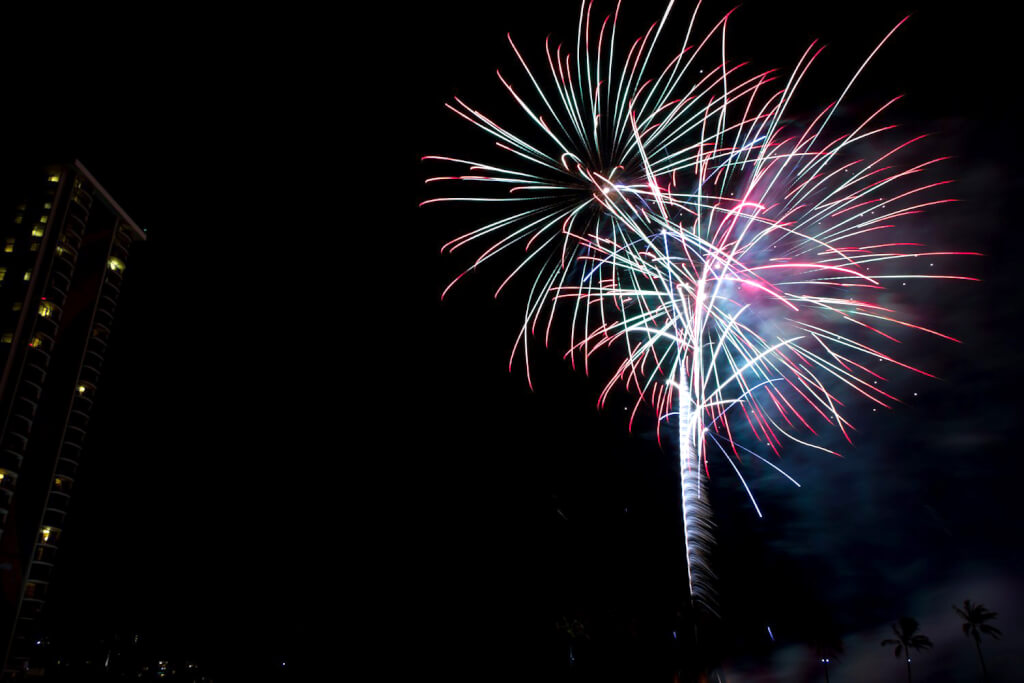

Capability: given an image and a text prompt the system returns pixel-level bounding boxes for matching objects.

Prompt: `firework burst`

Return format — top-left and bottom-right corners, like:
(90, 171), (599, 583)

(423, 1), (975, 613)
(423, 0), (769, 385)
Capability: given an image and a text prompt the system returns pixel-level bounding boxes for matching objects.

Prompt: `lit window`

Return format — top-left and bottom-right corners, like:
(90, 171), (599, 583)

(47, 174), (60, 183)
(0, 268), (6, 280)
(31, 226), (44, 237)
(39, 216), (47, 224)
(38, 301), (53, 318)
(23, 271), (31, 281)
(54, 477), (64, 490)
(76, 385), (86, 394)
(55, 246), (64, 256)
(4, 239), (14, 253)
(0, 333), (12, 344)
(107, 257), (125, 272)
(0, 469), (7, 484)
(40, 527), (51, 542)
(43, 202), (51, 210)
(29, 336), (42, 348)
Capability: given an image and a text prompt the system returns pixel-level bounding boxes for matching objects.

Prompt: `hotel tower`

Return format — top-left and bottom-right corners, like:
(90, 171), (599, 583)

(0, 161), (145, 678)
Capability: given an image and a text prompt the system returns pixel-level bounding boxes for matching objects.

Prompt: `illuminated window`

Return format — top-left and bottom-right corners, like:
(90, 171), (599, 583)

(107, 257), (125, 272)
(38, 301), (53, 318)
(40, 527), (52, 542)
(0, 469), (8, 484)
(54, 477), (66, 491)
(23, 271), (31, 281)
(4, 239), (14, 253)
(43, 202), (51, 210)
(31, 226), (44, 237)
(76, 384), (86, 394)
(0, 333), (11, 344)
(55, 246), (64, 256)
(39, 216), (47, 224)
(29, 336), (42, 348)
(47, 174), (60, 183)
(0, 267), (6, 280)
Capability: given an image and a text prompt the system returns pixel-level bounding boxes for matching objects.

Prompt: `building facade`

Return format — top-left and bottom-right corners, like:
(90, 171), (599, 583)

(0, 161), (145, 678)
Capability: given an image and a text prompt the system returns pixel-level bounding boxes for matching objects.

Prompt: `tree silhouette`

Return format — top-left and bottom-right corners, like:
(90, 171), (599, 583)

(810, 632), (843, 683)
(555, 616), (589, 671)
(881, 617), (932, 683)
(800, 612), (843, 683)
(953, 600), (1001, 680)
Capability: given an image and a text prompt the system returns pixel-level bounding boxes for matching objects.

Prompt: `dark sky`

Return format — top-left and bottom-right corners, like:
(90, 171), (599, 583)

(1, 1), (1020, 681)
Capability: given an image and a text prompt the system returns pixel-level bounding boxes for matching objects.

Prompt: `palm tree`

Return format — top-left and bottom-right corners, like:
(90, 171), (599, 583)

(881, 617), (932, 683)
(555, 616), (588, 670)
(953, 600), (1001, 680)
(807, 628), (843, 683)
(812, 634), (843, 683)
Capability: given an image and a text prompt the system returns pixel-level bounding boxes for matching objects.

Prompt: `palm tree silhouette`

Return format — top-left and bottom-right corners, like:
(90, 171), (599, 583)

(808, 631), (843, 683)
(953, 600), (1001, 680)
(817, 640), (842, 682)
(555, 616), (589, 670)
(881, 617), (932, 683)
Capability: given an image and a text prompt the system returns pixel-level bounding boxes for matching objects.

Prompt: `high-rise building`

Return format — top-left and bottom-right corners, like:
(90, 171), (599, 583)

(0, 161), (145, 678)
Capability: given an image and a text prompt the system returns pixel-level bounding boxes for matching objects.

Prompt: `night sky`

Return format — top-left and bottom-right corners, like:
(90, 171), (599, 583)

(1, 1), (1021, 681)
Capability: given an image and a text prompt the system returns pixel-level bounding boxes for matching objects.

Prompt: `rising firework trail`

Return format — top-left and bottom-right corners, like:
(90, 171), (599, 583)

(422, 1), (975, 614)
